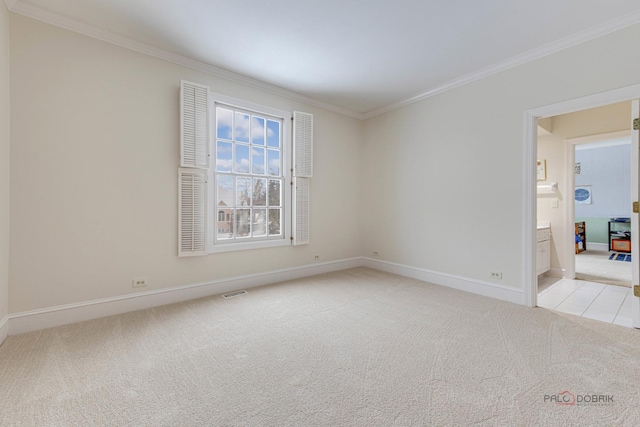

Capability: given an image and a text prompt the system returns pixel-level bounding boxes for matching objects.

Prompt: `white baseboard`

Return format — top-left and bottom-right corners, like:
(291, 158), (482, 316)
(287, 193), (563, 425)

(586, 242), (609, 251)
(0, 315), (7, 346)
(7, 256), (529, 335)
(547, 268), (564, 278)
(8, 257), (363, 336)
(362, 258), (524, 305)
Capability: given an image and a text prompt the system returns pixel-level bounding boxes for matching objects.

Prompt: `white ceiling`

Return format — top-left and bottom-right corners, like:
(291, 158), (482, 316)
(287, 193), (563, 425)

(7, 0), (640, 118)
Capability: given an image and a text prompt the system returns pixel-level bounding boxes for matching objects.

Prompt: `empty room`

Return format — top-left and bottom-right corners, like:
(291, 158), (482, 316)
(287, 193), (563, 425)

(2, 0), (640, 425)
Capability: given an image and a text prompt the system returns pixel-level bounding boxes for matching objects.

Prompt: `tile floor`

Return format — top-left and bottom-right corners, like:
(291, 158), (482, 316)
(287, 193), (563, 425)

(537, 275), (634, 328)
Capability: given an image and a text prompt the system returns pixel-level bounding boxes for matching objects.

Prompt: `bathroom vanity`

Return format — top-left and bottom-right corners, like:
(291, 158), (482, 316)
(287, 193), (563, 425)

(536, 222), (551, 276)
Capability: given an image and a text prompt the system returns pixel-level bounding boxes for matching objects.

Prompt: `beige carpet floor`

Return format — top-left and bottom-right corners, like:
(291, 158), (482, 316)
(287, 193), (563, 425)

(1, 267), (640, 426)
(575, 249), (632, 288)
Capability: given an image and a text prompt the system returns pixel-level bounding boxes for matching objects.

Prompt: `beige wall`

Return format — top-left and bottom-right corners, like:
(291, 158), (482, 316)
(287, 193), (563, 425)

(537, 133), (567, 273)
(362, 23), (640, 290)
(552, 101), (631, 139)
(0, 3), (9, 335)
(9, 15), (363, 313)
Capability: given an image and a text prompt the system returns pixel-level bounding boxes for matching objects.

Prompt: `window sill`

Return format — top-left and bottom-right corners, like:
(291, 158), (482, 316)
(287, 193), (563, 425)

(208, 238), (290, 254)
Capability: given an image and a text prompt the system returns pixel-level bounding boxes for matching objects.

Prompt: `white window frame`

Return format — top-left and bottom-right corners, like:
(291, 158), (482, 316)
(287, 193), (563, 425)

(207, 93), (292, 254)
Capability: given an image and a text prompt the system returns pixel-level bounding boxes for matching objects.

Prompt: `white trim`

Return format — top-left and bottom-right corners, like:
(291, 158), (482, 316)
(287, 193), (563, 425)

(564, 138), (577, 280)
(211, 92), (291, 120)
(6, 1), (365, 120)
(523, 111), (538, 307)
(362, 10), (640, 119)
(208, 238), (290, 254)
(362, 258), (524, 305)
(208, 93), (293, 251)
(6, 255), (533, 336)
(631, 100), (640, 329)
(586, 242), (609, 251)
(546, 268), (564, 278)
(574, 138), (630, 151)
(523, 83), (640, 308)
(570, 130), (631, 147)
(8, 1), (640, 120)
(7, 258), (363, 336)
(0, 315), (7, 345)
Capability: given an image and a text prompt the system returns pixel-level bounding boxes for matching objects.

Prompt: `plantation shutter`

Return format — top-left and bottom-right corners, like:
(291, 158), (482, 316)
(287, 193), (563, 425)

(179, 80), (209, 256)
(292, 111), (312, 245)
(293, 177), (310, 245)
(179, 168), (207, 256)
(180, 80), (209, 168)
(293, 111), (313, 177)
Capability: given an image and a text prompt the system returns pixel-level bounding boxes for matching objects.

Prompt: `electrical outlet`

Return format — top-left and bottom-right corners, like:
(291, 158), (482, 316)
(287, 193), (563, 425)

(490, 271), (502, 280)
(314, 255), (320, 260)
(373, 251), (380, 257)
(132, 278), (148, 288)
(551, 199), (559, 208)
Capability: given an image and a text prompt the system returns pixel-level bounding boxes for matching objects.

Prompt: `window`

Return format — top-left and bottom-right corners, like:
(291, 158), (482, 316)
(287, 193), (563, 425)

(213, 103), (285, 245)
(178, 80), (312, 257)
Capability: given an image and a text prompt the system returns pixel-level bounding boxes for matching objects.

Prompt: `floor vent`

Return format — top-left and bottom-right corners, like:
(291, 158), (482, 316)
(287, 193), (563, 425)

(222, 290), (248, 299)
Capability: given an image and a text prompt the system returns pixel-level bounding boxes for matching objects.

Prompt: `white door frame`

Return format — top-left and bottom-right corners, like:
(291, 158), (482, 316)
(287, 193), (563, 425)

(523, 83), (640, 309)
(632, 100), (640, 328)
(563, 131), (633, 281)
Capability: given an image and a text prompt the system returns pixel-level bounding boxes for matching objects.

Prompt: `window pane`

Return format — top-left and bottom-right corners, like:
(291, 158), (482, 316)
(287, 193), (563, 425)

(216, 107), (233, 140)
(268, 209), (281, 235)
(236, 208), (251, 238)
(235, 144), (250, 173)
(253, 209), (266, 237)
(253, 178), (266, 206)
(217, 175), (234, 207)
(267, 149), (280, 176)
(216, 141), (232, 172)
(235, 112), (250, 143)
(236, 177), (252, 207)
(217, 208), (233, 240)
(252, 117), (265, 145)
(268, 179), (280, 206)
(267, 120), (280, 147)
(252, 147), (265, 175)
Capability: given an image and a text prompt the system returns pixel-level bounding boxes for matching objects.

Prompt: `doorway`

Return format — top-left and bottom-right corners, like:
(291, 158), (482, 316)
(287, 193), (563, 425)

(568, 131), (632, 288)
(523, 85), (640, 329)
(535, 117), (633, 326)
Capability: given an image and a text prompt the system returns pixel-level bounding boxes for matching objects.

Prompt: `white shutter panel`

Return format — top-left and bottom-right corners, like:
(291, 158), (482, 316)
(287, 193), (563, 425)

(180, 80), (209, 168)
(293, 177), (310, 245)
(179, 168), (207, 256)
(293, 111), (313, 177)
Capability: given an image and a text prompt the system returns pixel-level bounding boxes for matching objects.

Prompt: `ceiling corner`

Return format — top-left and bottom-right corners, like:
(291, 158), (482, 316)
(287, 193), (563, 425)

(4, 0), (19, 11)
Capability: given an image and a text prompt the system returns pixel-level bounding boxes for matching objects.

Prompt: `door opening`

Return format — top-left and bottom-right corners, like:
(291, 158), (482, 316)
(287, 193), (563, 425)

(523, 85), (640, 329)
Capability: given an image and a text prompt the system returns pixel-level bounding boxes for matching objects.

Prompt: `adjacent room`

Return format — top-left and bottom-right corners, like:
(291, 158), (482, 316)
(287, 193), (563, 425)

(536, 102), (635, 326)
(2, 0), (640, 424)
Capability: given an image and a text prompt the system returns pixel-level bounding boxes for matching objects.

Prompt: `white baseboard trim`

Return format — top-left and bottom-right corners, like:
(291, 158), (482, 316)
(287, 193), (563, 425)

(8, 257), (364, 336)
(362, 258), (524, 305)
(586, 242), (609, 251)
(547, 268), (564, 278)
(0, 315), (8, 346)
(0, 316), (9, 345)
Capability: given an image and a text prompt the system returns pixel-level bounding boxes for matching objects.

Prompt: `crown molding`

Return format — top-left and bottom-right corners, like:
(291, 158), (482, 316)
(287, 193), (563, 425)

(6, 1), (366, 120)
(7, 1), (640, 121)
(360, 9), (640, 119)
